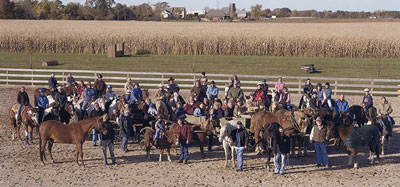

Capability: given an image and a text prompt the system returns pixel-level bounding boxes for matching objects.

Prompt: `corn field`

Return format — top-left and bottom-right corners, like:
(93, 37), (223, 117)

(0, 20), (399, 58)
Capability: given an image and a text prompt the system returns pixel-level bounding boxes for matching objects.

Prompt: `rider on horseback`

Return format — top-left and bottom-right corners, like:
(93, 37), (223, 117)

(323, 82), (333, 110)
(334, 94), (353, 123)
(278, 87), (291, 111)
(48, 72), (58, 91)
(16, 86), (30, 122)
(53, 86), (67, 109)
(362, 88), (374, 119)
(105, 84), (116, 113)
(377, 97), (393, 135)
(36, 88), (49, 124)
(154, 114), (166, 146)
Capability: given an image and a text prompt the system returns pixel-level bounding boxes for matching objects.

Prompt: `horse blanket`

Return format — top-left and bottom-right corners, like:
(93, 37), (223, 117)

(345, 125), (379, 148)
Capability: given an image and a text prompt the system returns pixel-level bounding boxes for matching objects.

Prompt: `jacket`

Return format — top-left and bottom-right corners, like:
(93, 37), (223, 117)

(191, 86), (206, 100)
(279, 92), (290, 105)
(323, 88), (332, 100)
(167, 83), (180, 95)
(176, 124), (191, 141)
(76, 85), (85, 96)
(310, 125), (327, 143)
(184, 101), (201, 115)
(155, 90), (168, 103)
(206, 86), (219, 100)
(274, 82), (285, 92)
(130, 88), (143, 104)
(262, 84), (269, 94)
(48, 77), (58, 89)
(119, 115), (132, 137)
(105, 91), (117, 103)
(230, 128), (248, 147)
(362, 95), (373, 109)
(67, 77), (75, 84)
(335, 100), (349, 113)
(254, 89), (266, 101)
(90, 109), (104, 118)
(83, 88), (96, 101)
(377, 103), (393, 116)
(17, 91), (30, 105)
(93, 79), (106, 93)
(36, 95), (49, 108)
(273, 135), (291, 154)
(54, 92), (67, 107)
(303, 83), (313, 94)
(228, 87), (244, 101)
(193, 107), (205, 117)
(316, 89), (324, 101)
(224, 107), (234, 120)
(100, 122), (115, 141)
(175, 107), (186, 118)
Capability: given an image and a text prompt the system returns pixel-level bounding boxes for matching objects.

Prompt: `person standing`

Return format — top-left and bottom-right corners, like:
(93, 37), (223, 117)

(94, 74), (106, 98)
(36, 88), (49, 124)
(90, 103), (104, 146)
(310, 117), (330, 168)
(100, 115), (116, 165)
(230, 121), (248, 171)
(48, 72), (58, 90)
(176, 118), (191, 164)
(119, 109), (132, 152)
(16, 86), (30, 121)
(273, 126), (290, 175)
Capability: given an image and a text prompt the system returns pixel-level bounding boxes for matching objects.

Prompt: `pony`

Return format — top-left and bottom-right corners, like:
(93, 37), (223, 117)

(349, 105), (368, 127)
(261, 122), (281, 169)
(218, 121), (237, 168)
(39, 115), (108, 167)
(327, 122), (380, 169)
(9, 104), (39, 144)
(142, 127), (179, 162)
(190, 120), (217, 158)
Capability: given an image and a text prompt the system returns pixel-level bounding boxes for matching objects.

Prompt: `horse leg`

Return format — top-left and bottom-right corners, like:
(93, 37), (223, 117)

(298, 136), (303, 157)
(231, 146), (236, 169)
(347, 151), (352, 168)
(303, 137), (308, 156)
(381, 137), (385, 155)
(24, 123), (29, 144)
(159, 149), (163, 162)
(75, 144), (80, 165)
(223, 143), (228, 167)
(48, 139), (55, 163)
(290, 137), (296, 157)
(199, 136), (205, 158)
(17, 123), (22, 141)
(167, 148), (172, 162)
(266, 149), (271, 170)
(353, 149), (358, 169)
(387, 137), (390, 154)
(29, 126), (33, 144)
(369, 150), (374, 165)
(40, 138), (47, 165)
(146, 146), (152, 160)
(79, 143), (84, 167)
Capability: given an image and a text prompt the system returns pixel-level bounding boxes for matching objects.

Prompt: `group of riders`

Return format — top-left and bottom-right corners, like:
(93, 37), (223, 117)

(13, 71), (395, 171)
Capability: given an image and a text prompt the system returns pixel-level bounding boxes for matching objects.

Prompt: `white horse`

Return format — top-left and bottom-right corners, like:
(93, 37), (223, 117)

(218, 120), (237, 168)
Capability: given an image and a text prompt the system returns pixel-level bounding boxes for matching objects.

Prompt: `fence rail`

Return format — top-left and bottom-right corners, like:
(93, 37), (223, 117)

(0, 68), (399, 96)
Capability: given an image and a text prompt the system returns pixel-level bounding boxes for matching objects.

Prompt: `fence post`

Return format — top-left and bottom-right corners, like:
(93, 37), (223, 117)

(334, 80), (338, 96)
(193, 74), (196, 84)
(62, 72), (65, 85)
(161, 74), (164, 85)
(298, 79), (302, 94)
(31, 70), (34, 86)
(94, 73), (97, 82)
(370, 80), (374, 96)
(6, 70), (8, 85)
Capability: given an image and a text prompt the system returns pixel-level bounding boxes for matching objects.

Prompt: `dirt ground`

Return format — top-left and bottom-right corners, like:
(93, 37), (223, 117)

(1, 85), (399, 187)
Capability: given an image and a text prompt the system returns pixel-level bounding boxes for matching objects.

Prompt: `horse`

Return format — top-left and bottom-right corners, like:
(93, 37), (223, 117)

(261, 122), (281, 169)
(375, 116), (392, 155)
(142, 127), (179, 162)
(218, 121), (237, 168)
(190, 120), (218, 158)
(39, 115), (108, 167)
(349, 105), (368, 127)
(59, 101), (76, 124)
(9, 104), (39, 144)
(326, 122), (380, 169)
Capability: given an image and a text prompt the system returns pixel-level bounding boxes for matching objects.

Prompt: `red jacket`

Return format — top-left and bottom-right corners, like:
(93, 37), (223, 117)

(176, 124), (191, 141)
(254, 89), (265, 101)
(184, 101), (201, 115)
(76, 85), (85, 96)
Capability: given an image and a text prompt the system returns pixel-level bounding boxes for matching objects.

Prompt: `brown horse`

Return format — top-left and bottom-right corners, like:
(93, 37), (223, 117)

(9, 104), (39, 144)
(327, 122), (380, 168)
(250, 110), (310, 156)
(33, 85), (75, 107)
(39, 115), (108, 167)
(142, 127), (179, 162)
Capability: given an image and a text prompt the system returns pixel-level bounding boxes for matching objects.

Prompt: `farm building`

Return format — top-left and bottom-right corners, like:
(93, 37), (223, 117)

(187, 10), (206, 17)
(236, 10), (247, 19)
(206, 9), (228, 21)
(161, 7), (187, 19)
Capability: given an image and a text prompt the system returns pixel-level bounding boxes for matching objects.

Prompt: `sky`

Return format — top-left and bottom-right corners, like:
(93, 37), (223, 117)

(63, 0), (400, 12)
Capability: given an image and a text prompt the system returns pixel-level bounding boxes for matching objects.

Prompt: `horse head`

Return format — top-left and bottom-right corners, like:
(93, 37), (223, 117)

(294, 111), (311, 136)
(95, 114), (108, 134)
(326, 121), (336, 141)
(205, 120), (217, 135)
(25, 106), (39, 126)
(65, 101), (75, 115)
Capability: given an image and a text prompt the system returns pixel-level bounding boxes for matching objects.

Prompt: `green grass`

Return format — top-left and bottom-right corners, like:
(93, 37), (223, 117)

(0, 52), (399, 79)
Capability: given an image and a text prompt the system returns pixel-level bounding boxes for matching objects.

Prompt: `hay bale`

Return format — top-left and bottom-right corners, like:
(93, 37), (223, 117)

(42, 60), (59, 66)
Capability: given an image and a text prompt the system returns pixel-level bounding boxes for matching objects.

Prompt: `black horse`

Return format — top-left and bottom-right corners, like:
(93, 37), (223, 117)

(349, 105), (368, 127)
(261, 122), (280, 169)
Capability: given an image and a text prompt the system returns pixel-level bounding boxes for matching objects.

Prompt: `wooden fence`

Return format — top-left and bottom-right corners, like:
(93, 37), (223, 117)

(0, 68), (399, 97)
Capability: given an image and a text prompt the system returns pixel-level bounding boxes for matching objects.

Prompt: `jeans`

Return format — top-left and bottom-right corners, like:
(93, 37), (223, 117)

(274, 153), (287, 174)
(38, 107), (45, 124)
(102, 140), (116, 164)
(314, 142), (329, 165)
(81, 100), (89, 116)
(92, 129), (101, 145)
(387, 116), (393, 132)
(235, 147), (245, 170)
(17, 104), (23, 119)
(179, 139), (189, 161)
(285, 103), (291, 111)
(122, 134), (129, 151)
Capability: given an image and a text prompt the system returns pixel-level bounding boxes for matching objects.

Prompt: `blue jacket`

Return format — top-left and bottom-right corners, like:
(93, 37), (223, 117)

(323, 88), (332, 100)
(48, 77), (58, 89)
(83, 88), (96, 101)
(335, 100), (349, 112)
(36, 95), (49, 108)
(130, 88), (143, 104)
(193, 107), (205, 117)
(362, 95), (373, 109)
(206, 86), (219, 100)
(176, 107), (186, 117)
(316, 90), (324, 101)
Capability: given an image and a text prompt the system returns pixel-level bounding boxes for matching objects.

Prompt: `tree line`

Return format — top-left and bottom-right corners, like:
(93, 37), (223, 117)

(1, 0), (399, 20)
